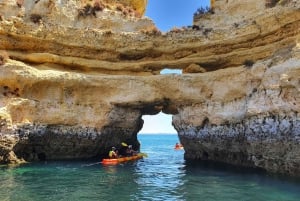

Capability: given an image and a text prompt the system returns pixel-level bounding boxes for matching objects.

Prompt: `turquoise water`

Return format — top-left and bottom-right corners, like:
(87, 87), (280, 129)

(0, 134), (300, 201)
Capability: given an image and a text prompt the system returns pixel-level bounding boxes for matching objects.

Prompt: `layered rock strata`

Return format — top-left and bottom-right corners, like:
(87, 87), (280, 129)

(0, 0), (299, 176)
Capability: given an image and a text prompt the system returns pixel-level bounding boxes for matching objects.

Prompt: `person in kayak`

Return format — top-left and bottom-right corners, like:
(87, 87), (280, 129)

(175, 143), (183, 149)
(108, 147), (118, 158)
(126, 145), (137, 156)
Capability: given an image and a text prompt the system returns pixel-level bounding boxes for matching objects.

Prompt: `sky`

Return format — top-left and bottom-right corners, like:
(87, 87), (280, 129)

(139, 0), (210, 134)
(145, 0), (210, 32)
(139, 113), (177, 134)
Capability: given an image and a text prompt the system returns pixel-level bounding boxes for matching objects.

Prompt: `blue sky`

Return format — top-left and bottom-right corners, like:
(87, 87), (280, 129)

(145, 0), (210, 32)
(140, 0), (210, 134)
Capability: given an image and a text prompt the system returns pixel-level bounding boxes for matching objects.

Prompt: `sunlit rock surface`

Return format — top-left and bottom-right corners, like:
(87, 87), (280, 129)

(0, 0), (299, 175)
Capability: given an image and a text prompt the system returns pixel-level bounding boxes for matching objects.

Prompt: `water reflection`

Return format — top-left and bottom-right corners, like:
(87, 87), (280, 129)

(180, 161), (300, 201)
(0, 166), (21, 201)
(133, 136), (186, 200)
(133, 161), (186, 200)
(0, 135), (300, 201)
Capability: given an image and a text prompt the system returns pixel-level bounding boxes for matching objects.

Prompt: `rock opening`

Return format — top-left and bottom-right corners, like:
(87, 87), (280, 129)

(160, 69), (182, 75)
(145, 0), (210, 31)
(139, 112), (177, 134)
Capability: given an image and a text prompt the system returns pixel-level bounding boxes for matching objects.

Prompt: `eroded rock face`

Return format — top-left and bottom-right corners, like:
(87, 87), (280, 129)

(177, 112), (300, 175)
(0, 0), (299, 176)
(174, 56), (300, 175)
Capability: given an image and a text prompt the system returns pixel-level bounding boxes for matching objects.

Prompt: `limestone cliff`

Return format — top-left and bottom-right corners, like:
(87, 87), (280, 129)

(0, 0), (299, 176)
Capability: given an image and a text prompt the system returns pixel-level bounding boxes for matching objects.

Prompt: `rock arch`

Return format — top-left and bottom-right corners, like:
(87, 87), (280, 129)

(1, 54), (300, 176)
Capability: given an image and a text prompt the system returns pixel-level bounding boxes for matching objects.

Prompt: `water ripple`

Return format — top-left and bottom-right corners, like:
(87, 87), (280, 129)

(0, 135), (300, 201)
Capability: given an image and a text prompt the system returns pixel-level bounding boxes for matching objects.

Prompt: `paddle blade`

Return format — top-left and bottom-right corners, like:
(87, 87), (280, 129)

(140, 153), (148, 158)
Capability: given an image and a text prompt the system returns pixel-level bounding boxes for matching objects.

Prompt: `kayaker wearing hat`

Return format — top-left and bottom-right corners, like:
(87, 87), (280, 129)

(126, 145), (137, 156)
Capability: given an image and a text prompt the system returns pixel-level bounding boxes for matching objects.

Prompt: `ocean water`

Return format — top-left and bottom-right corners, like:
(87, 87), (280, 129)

(0, 134), (300, 201)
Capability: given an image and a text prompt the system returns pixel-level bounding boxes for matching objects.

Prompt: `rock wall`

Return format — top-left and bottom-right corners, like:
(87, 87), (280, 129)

(174, 58), (300, 175)
(0, 0), (300, 176)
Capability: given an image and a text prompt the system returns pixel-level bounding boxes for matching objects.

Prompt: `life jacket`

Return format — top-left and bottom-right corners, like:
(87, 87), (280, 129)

(109, 150), (115, 158)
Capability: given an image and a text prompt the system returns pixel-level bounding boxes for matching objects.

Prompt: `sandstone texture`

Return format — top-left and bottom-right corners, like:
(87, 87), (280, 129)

(0, 0), (299, 176)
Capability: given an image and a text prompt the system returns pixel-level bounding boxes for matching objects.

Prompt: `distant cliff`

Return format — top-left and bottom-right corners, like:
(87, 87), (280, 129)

(0, 0), (299, 176)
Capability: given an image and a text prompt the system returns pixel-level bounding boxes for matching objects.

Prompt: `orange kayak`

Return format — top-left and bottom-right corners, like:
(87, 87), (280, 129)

(102, 153), (145, 165)
(174, 146), (184, 150)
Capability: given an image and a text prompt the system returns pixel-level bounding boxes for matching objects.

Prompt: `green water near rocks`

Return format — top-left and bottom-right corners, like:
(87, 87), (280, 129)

(0, 134), (299, 201)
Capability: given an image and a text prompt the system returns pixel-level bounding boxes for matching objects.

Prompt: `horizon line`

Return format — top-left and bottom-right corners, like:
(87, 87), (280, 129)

(138, 133), (177, 135)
